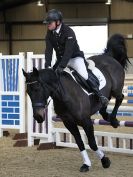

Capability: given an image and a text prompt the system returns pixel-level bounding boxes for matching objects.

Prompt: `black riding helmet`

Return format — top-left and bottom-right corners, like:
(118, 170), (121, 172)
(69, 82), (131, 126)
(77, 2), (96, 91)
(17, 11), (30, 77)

(43, 9), (63, 24)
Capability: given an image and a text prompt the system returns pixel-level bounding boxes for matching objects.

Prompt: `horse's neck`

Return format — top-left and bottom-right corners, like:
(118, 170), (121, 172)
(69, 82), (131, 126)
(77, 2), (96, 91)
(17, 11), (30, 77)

(105, 49), (113, 58)
(39, 69), (59, 98)
(45, 71), (79, 103)
(52, 77), (66, 101)
(49, 74), (71, 102)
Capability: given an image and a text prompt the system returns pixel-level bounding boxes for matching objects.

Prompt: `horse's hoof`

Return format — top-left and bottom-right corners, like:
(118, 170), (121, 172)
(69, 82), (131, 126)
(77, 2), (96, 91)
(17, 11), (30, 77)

(80, 164), (89, 172)
(111, 120), (119, 128)
(101, 156), (111, 168)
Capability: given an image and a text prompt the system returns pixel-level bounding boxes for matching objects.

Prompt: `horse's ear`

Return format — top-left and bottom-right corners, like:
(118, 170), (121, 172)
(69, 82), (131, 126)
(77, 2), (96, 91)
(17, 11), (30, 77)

(22, 69), (27, 77)
(33, 67), (39, 77)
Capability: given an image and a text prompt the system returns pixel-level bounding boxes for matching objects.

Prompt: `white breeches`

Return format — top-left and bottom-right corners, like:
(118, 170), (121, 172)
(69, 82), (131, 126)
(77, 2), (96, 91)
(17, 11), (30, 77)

(67, 57), (88, 80)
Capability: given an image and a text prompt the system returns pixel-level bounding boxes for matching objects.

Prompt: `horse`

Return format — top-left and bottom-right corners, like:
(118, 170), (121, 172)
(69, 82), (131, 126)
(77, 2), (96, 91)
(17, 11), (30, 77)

(22, 34), (130, 172)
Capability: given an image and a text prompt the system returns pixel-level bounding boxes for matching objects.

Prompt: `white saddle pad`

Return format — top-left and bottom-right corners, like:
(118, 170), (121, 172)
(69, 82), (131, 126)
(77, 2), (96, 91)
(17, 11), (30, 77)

(88, 60), (106, 90)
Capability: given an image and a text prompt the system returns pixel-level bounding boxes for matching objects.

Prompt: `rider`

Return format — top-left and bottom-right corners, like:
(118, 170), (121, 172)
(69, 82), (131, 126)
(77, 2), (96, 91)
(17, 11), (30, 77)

(43, 9), (108, 107)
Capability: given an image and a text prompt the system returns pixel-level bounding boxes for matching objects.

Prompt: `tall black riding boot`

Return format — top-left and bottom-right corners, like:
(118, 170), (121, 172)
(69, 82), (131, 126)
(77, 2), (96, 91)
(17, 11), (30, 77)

(86, 78), (109, 107)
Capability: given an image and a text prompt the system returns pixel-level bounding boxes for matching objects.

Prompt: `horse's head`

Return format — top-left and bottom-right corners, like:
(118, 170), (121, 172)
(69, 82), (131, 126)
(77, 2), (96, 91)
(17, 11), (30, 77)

(22, 67), (50, 123)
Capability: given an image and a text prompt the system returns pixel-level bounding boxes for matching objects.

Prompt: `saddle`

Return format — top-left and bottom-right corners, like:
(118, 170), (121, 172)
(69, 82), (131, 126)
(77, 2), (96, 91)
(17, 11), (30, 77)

(55, 60), (106, 95)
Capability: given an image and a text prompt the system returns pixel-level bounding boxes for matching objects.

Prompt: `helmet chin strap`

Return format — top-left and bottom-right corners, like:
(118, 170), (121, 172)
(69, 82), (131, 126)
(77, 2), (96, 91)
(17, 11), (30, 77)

(54, 21), (61, 31)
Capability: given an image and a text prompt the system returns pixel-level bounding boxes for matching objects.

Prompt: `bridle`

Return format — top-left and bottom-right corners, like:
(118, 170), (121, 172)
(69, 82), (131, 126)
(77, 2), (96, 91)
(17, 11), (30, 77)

(26, 80), (46, 108)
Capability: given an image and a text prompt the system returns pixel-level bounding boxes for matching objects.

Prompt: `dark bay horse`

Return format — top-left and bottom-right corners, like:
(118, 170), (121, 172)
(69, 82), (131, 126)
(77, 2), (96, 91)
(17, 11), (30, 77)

(23, 34), (130, 172)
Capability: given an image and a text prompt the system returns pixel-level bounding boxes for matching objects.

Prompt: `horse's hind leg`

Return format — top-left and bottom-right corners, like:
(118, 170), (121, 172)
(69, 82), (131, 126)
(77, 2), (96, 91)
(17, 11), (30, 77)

(109, 93), (124, 128)
(99, 106), (109, 121)
(99, 93), (124, 128)
(62, 118), (91, 172)
(82, 117), (111, 169)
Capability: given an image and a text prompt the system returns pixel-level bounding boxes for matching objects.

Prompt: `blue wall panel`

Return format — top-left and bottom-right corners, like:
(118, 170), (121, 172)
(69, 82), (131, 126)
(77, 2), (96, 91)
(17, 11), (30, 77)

(1, 95), (20, 125)
(0, 58), (20, 126)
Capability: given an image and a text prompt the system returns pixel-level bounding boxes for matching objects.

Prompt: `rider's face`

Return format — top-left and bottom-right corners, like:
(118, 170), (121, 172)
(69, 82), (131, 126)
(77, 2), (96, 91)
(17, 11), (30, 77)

(47, 21), (56, 30)
(47, 21), (60, 31)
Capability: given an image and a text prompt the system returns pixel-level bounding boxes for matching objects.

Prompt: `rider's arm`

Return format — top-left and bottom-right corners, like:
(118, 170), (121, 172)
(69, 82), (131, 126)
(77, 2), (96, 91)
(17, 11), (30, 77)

(58, 28), (76, 68)
(45, 32), (53, 68)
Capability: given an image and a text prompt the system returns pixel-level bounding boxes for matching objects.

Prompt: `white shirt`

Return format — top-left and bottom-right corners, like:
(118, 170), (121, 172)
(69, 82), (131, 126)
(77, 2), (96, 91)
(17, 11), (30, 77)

(54, 23), (62, 34)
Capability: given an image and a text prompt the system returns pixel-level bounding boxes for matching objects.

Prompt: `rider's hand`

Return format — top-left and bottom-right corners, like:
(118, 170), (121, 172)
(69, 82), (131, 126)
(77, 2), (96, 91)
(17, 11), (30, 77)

(56, 66), (64, 74)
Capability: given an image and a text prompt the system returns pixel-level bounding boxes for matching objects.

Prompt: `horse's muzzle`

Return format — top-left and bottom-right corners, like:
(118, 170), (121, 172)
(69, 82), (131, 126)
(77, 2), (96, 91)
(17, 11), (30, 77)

(33, 108), (46, 123)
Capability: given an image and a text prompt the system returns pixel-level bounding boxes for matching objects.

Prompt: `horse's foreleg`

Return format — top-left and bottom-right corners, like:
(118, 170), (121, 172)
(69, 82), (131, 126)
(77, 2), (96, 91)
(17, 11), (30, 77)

(82, 117), (111, 169)
(62, 119), (91, 172)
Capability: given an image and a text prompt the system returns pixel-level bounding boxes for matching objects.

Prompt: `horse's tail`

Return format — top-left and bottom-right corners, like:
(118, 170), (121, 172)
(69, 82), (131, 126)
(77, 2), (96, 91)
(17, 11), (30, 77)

(104, 33), (131, 70)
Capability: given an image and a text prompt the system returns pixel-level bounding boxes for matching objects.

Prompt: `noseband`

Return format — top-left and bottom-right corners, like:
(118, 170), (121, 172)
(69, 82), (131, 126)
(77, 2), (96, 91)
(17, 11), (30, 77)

(32, 102), (45, 108)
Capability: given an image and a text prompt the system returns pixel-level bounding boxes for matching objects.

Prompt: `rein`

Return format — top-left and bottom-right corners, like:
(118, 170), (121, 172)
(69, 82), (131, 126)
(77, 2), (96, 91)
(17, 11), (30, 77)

(26, 81), (38, 85)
